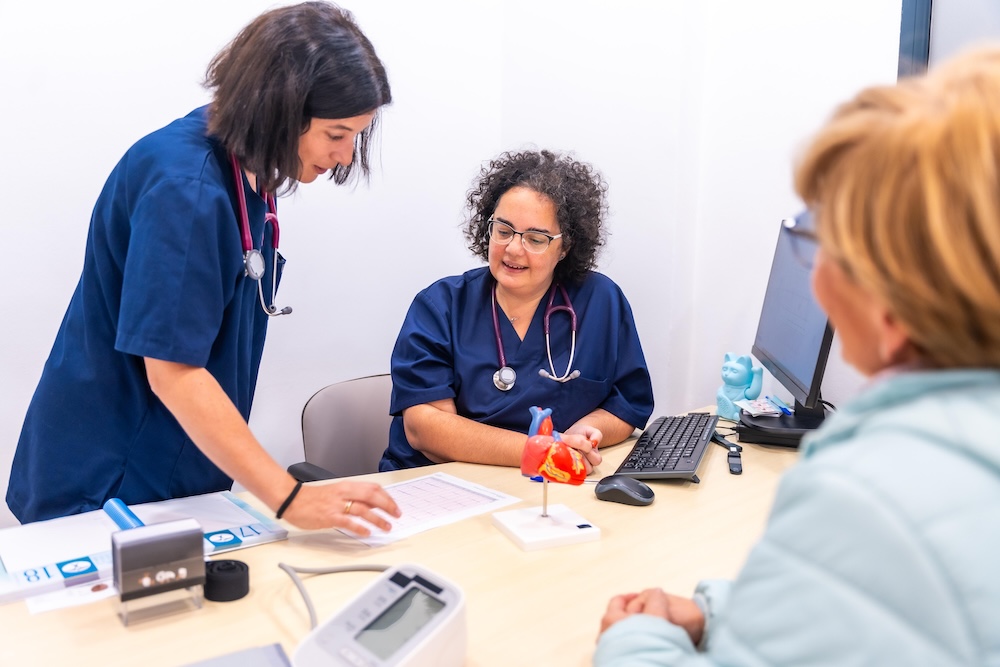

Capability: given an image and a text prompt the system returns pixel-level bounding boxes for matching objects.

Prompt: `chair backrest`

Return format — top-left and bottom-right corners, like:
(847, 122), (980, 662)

(300, 374), (393, 478)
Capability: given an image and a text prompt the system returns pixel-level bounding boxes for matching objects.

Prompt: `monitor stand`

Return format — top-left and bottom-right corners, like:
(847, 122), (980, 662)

(736, 399), (826, 448)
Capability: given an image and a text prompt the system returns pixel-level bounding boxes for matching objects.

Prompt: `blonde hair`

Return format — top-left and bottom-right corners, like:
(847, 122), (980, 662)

(794, 45), (1000, 368)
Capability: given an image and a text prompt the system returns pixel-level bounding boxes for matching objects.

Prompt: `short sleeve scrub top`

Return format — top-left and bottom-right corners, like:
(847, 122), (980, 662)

(7, 107), (282, 523)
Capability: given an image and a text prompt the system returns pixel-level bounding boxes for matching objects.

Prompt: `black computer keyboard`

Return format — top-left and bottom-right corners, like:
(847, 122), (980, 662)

(614, 412), (719, 483)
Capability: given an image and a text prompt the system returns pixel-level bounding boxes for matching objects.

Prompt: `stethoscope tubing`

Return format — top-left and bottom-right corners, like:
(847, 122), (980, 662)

(491, 285), (510, 369)
(229, 153), (290, 316)
(492, 281), (578, 389)
(542, 284), (578, 382)
(229, 153), (279, 257)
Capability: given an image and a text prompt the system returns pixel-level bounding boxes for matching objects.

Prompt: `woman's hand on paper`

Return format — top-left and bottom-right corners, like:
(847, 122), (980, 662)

(281, 481), (401, 534)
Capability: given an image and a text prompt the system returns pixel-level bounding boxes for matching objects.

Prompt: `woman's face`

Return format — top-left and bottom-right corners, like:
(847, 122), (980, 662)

(296, 112), (375, 183)
(489, 186), (565, 300)
(811, 248), (887, 377)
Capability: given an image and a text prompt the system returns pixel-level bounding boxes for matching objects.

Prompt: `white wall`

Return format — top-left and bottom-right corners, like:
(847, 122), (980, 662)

(0, 0), (901, 528)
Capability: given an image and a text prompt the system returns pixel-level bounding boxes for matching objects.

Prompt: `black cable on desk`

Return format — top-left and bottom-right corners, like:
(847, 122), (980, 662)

(712, 432), (743, 475)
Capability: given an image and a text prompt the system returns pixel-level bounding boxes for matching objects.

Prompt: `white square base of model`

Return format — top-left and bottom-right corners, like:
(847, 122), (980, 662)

(491, 504), (600, 551)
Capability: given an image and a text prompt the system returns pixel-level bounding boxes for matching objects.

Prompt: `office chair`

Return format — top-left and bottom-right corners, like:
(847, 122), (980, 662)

(287, 374), (393, 482)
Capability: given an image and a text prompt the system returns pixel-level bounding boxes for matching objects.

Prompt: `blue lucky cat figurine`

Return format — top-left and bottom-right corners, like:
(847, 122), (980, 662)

(716, 353), (763, 421)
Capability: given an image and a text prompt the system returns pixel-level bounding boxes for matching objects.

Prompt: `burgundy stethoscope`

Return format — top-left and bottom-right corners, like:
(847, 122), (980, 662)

(491, 281), (580, 391)
(229, 154), (291, 316)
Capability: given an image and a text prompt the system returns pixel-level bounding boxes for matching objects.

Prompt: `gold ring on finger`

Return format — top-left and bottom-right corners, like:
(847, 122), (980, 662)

(344, 500), (354, 515)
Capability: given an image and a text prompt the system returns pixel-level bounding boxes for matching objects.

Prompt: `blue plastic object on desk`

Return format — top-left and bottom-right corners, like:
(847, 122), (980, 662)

(103, 498), (145, 530)
(766, 395), (794, 415)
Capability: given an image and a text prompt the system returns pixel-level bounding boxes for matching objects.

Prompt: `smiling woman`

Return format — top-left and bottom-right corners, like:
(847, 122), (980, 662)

(6, 1), (402, 535)
(380, 149), (654, 473)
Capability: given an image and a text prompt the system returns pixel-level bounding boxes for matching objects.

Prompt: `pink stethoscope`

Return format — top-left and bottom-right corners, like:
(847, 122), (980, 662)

(491, 282), (580, 392)
(229, 154), (291, 316)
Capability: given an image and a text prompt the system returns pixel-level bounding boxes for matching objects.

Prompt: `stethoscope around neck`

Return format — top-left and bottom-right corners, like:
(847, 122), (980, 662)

(229, 153), (292, 317)
(491, 281), (580, 391)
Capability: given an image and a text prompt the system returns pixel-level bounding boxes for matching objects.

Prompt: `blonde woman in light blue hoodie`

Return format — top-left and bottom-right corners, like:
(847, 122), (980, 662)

(595, 45), (1000, 667)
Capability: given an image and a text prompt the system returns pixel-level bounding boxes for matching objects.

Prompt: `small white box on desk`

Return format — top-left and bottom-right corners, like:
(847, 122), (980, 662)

(491, 504), (600, 551)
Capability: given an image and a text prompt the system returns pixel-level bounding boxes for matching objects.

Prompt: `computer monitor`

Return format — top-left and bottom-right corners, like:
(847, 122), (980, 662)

(737, 211), (834, 447)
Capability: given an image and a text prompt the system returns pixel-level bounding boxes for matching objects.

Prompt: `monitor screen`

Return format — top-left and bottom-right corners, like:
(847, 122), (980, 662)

(750, 212), (833, 410)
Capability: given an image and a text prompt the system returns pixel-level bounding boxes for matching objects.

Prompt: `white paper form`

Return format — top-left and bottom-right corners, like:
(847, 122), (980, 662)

(348, 472), (521, 547)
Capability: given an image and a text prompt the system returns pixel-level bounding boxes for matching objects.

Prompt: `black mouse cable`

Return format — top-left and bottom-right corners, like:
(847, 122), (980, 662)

(712, 432), (743, 475)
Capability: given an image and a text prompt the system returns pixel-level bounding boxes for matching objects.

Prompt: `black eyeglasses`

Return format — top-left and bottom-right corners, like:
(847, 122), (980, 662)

(783, 212), (818, 269)
(487, 218), (563, 254)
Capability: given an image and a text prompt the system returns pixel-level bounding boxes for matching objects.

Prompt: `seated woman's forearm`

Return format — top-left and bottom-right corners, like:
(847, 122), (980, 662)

(402, 401), (525, 466)
(567, 408), (638, 447)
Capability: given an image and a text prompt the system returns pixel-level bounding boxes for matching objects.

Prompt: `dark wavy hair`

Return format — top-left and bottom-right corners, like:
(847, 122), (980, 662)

(205, 1), (391, 194)
(463, 150), (608, 284)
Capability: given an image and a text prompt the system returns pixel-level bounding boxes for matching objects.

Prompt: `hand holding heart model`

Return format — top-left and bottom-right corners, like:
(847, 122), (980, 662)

(520, 406), (587, 485)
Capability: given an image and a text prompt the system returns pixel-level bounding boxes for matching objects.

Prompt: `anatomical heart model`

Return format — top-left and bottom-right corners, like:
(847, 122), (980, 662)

(490, 406), (601, 549)
(520, 406), (585, 515)
(521, 406), (586, 484)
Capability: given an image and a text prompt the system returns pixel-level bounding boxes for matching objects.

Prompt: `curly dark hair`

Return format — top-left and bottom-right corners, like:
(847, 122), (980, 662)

(463, 150), (608, 285)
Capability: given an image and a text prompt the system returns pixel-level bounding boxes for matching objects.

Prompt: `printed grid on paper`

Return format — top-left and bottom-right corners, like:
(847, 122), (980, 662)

(387, 476), (504, 529)
(352, 473), (521, 546)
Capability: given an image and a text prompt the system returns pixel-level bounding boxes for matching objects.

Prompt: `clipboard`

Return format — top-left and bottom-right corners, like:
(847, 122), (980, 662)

(0, 491), (287, 604)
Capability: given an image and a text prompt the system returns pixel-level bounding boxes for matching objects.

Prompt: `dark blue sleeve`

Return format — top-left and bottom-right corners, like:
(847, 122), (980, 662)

(389, 287), (460, 415)
(115, 177), (239, 367)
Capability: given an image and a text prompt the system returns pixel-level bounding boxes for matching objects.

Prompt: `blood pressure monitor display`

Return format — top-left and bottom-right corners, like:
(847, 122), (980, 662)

(293, 563), (466, 667)
(355, 587), (446, 660)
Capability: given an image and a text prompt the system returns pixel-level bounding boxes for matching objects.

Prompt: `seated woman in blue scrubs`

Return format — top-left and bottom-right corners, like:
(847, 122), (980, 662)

(7, 2), (400, 533)
(381, 150), (654, 471)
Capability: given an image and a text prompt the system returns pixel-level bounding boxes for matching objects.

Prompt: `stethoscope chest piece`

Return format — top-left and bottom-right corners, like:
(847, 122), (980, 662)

(244, 249), (266, 281)
(493, 366), (516, 392)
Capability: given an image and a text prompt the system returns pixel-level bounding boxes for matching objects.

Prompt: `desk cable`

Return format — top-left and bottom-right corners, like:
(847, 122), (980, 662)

(712, 432), (742, 475)
(278, 562), (390, 630)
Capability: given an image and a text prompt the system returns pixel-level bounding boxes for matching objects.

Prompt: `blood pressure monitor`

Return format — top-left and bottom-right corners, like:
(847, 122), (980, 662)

(293, 564), (466, 667)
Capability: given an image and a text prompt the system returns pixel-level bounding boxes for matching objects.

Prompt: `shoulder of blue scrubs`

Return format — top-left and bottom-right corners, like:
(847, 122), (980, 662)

(573, 270), (654, 428)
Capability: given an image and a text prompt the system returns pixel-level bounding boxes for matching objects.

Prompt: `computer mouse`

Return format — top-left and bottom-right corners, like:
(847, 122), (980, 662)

(594, 475), (655, 506)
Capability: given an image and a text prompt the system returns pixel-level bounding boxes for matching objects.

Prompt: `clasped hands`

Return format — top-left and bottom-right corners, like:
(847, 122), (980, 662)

(599, 588), (706, 646)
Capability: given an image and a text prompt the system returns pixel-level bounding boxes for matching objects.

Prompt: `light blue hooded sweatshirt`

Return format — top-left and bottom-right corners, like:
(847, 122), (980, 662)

(594, 369), (1000, 666)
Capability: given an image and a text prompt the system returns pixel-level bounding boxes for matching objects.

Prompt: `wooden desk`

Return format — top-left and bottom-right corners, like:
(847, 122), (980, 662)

(0, 433), (798, 666)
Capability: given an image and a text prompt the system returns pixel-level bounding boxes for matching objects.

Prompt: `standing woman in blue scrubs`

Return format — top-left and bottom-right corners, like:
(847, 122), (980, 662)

(381, 150), (654, 471)
(7, 2), (400, 533)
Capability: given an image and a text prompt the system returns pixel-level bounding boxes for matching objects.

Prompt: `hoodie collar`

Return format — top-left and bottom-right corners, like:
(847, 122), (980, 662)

(800, 368), (1000, 459)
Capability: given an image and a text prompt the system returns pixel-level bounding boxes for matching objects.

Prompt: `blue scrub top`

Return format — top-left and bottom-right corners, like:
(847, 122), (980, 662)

(7, 107), (282, 523)
(381, 267), (654, 470)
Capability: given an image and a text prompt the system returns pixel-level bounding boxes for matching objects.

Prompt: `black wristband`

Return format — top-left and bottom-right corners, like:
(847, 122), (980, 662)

(276, 481), (302, 519)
